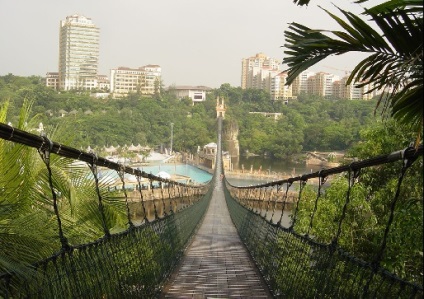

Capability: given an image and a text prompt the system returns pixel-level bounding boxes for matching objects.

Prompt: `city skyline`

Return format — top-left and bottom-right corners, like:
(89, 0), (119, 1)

(1, 0), (377, 88)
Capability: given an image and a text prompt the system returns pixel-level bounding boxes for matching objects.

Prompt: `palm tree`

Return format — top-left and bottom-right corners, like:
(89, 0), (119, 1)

(0, 99), (128, 283)
(283, 0), (423, 146)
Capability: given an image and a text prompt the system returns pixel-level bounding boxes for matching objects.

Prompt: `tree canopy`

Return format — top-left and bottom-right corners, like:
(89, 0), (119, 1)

(283, 0), (423, 146)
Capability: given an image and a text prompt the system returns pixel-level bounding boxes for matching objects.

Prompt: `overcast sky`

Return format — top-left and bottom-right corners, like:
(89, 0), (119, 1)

(0, 0), (377, 88)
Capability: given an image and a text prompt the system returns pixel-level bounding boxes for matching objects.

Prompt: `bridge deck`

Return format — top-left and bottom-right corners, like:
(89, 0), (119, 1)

(161, 176), (272, 298)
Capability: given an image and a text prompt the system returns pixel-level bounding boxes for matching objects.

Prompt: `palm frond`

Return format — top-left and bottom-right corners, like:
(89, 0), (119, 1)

(365, 0), (423, 15)
(292, 0), (311, 6)
(283, 2), (423, 144)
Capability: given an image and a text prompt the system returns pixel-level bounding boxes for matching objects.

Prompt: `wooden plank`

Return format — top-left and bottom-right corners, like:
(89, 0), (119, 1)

(161, 176), (272, 298)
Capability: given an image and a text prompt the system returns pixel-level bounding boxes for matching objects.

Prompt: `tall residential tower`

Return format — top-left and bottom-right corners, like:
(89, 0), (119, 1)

(241, 53), (280, 90)
(58, 15), (99, 90)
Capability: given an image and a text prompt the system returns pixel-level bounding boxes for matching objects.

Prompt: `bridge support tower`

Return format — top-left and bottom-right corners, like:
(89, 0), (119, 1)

(216, 96), (226, 119)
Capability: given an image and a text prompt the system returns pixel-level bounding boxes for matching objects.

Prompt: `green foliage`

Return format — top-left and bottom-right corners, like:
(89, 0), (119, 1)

(1, 75), (379, 160)
(0, 99), (129, 286)
(292, 118), (423, 284)
(230, 87), (377, 156)
(283, 0), (423, 146)
(0, 77), (219, 154)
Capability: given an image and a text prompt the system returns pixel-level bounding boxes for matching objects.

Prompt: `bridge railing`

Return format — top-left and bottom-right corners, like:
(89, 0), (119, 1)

(0, 123), (214, 298)
(224, 144), (423, 298)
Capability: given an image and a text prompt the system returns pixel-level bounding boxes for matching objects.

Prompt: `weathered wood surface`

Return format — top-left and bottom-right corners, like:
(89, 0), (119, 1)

(161, 177), (272, 298)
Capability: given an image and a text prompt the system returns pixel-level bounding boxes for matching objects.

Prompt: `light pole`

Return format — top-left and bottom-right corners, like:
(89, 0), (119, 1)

(170, 123), (174, 154)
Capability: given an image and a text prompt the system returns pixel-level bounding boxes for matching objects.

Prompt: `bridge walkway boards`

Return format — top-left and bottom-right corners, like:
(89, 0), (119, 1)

(161, 177), (272, 298)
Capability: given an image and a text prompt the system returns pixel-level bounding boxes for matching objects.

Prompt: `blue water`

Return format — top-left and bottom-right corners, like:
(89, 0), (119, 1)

(101, 163), (268, 186)
(137, 163), (212, 184)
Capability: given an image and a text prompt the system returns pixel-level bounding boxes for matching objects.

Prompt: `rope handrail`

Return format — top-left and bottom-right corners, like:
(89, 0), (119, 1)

(227, 144), (422, 189)
(1, 118), (422, 298)
(0, 122), (205, 188)
(224, 142), (423, 298)
(0, 121), (215, 298)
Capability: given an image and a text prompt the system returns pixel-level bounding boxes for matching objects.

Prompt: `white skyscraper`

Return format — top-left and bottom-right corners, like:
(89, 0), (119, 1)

(58, 15), (99, 90)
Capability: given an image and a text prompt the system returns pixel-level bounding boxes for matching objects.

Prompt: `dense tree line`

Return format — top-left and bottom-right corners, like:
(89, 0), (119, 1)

(216, 83), (378, 158)
(1, 74), (379, 160)
(0, 74), (217, 154)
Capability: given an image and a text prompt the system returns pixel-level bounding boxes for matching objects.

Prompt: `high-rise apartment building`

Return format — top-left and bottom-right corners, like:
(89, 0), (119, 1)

(58, 15), (100, 90)
(241, 53), (280, 90)
(307, 72), (339, 97)
(291, 71), (315, 96)
(272, 72), (295, 101)
(333, 77), (376, 100)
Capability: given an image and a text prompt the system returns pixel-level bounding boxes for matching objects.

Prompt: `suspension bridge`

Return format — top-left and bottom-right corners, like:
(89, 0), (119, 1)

(0, 118), (422, 298)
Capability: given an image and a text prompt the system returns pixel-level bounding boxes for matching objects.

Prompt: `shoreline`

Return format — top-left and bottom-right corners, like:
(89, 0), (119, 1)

(130, 157), (340, 184)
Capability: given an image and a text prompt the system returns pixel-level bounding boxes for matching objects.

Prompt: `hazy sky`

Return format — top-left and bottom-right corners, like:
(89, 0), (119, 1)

(1, 0), (376, 88)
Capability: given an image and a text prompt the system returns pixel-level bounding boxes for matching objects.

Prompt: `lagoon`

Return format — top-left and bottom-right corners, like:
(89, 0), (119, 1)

(136, 163), (212, 184)
(134, 159), (320, 187)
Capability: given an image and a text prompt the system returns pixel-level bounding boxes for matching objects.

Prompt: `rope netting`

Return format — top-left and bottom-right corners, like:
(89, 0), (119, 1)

(0, 123), (213, 298)
(224, 145), (423, 298)
(1, 119), (423, 298)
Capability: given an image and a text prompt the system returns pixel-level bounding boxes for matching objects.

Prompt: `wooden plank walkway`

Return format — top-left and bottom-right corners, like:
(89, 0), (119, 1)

(161, 175), (272, 298)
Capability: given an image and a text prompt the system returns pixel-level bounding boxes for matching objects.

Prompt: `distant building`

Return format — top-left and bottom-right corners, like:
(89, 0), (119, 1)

(170, 85), (212, 104)
(241, 53), (300, 102)
(197, 142), (232, 171)
(97, 74), (110, 91)
(271, 72), (297, 102)
(45, 72), (59, 90)
(249, 112), (282, 121)
(307, 72), (339, 98)
(241, 53), (281, 90)
(291, 71), (315, 96)
(46, 72), (108, 92)
(110, 65), (161, 97)
(333, 76), (376, 100)
(58, 15), (100, 91)
(270, 69), (379, 100)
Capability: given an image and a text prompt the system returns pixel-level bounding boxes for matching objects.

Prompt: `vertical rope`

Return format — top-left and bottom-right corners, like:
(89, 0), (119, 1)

(117, 167), (134, 228)
(263, 186), (273, 219)
(259, 187), (264, 216)
(135, 174), (149, 223)
(270, 185), (282, 223)
(290, 179), (307, 230)
(252, 188), (257, 212)
(38, 135), (70, 250)
(240, 189), (245, 207)
(307, 173), (327, 236)
(149, 178), (159, 219)
(87, 153), (110, 238)
(171, 183), (177, 210)
(278, 182), (292, 226)
(363, 151), (417, 296)
(167, 182), (174, 214)
(332, 166), (360, 247)
(177, 184), (182, 199)
(160, 181), (167, 216)
(319, 167), (361, 296)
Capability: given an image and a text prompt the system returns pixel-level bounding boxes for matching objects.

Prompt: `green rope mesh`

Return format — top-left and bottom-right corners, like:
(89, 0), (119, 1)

(224, 147), (423, 298)
(0, 121), (422, 298)
(0, 127), (214, 298)
(1, 188), (213, 298)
